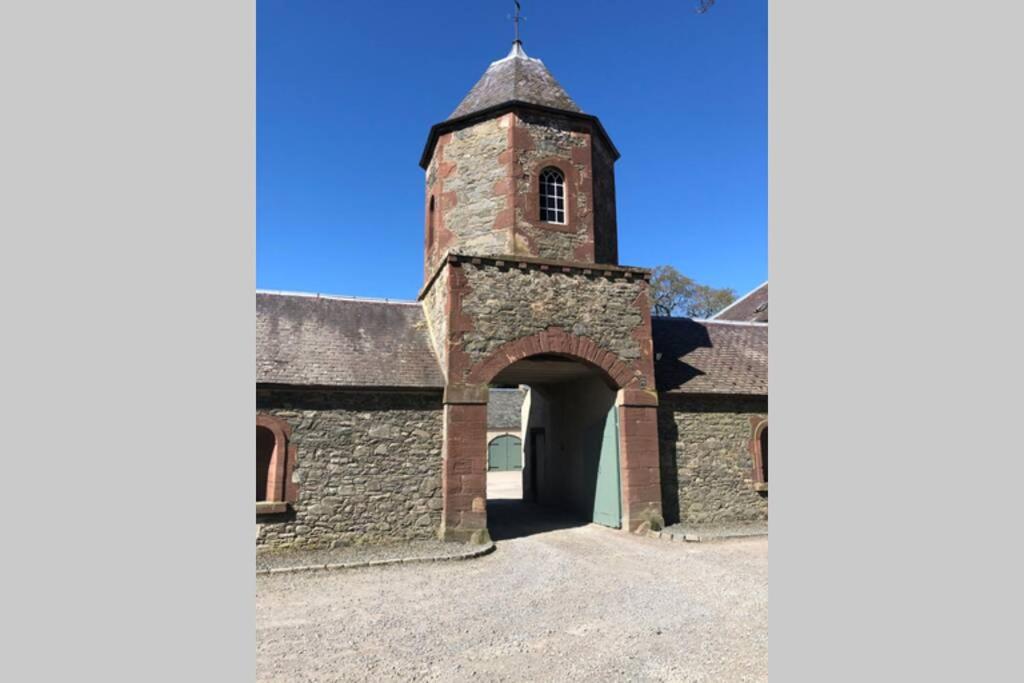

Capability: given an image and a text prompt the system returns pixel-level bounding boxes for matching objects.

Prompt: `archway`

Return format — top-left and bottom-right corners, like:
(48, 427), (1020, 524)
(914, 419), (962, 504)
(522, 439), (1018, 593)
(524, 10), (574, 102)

(485, 354), (622, 540)
(439, 330), (664, 544)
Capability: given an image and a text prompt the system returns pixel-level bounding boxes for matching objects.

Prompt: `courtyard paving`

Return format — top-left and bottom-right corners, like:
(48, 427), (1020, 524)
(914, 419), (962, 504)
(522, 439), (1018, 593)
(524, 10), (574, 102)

(256, 499), (768, 682)
(486, 469), (523, 500)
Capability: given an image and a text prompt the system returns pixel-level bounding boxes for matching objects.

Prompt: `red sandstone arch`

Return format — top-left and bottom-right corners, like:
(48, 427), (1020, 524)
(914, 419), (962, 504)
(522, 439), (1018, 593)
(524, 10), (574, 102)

(440, 328), (663, 543)
(468, 327), (639, 391)
(749, 417), (768, 491)
(256, 414), (298, 511)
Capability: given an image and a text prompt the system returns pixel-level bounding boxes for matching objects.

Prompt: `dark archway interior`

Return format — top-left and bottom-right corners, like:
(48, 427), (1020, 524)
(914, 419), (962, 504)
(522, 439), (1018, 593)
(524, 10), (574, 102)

(760, 425), (768, 482)
(487, 355), (618, 541)
(257, 426), (275, 501)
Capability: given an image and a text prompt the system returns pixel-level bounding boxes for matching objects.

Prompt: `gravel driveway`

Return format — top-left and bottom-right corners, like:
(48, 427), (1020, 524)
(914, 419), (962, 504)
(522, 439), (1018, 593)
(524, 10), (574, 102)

(257, 503), (767, 682)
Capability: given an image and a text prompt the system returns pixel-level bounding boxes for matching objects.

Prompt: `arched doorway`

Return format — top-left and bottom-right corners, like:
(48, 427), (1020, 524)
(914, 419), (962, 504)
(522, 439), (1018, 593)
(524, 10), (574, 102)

(439, 329), (664, 544)
(487, 434), (522, 471)
(485, 354), (623, 539)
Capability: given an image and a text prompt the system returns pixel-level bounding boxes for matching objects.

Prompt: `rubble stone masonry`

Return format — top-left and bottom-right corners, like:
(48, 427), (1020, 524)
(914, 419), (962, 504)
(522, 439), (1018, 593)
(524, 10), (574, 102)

(422, 110), (615, 280)
(458, 262), (645, 366)
(658, 394), (768, 525)
(256, 388), (443, 550)
(424, 116), (512, 278)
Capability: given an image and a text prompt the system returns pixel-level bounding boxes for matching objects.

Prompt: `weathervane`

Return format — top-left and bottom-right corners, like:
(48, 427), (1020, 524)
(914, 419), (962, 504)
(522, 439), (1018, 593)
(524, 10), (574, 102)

(512, 0), (523, 44)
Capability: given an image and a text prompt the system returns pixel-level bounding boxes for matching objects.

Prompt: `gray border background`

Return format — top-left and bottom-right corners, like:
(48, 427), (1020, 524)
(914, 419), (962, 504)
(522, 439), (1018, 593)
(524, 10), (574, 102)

(772, 1), (1024, 679)
(2, 1), (1023, 678)
(3, 1), (254, 679)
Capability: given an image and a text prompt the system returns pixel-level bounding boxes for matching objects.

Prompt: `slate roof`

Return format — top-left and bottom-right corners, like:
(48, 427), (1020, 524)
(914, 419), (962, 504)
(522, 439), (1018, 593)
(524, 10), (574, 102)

(713, 282), (768, 322)
(653, 318), (767, 396)
(257, 292), (444, 389)
(488, 388), (525, 430)
(449, 42), (582, 119)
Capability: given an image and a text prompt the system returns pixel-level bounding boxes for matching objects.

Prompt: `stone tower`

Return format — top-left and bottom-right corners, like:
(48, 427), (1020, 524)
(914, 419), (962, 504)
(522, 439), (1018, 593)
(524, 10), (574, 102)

(420, 41), (620, 282)
(419, 40), (663, 543)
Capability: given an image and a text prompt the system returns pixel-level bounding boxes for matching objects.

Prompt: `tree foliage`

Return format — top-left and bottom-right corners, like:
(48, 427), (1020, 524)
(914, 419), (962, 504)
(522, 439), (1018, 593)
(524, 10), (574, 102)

(649, 265), (736, 319)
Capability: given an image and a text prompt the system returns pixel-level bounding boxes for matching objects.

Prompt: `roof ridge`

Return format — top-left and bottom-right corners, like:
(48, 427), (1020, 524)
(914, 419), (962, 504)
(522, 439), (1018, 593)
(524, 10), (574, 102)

(256, 289), (420, 306)
(695, 319), (768, 327)
(652, 315), (768, 327)
(711, 280), (768, 319)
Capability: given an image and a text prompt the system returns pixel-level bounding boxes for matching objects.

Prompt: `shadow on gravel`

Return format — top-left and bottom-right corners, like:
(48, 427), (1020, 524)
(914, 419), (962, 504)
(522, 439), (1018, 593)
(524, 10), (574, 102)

(487, 499), (589, 542)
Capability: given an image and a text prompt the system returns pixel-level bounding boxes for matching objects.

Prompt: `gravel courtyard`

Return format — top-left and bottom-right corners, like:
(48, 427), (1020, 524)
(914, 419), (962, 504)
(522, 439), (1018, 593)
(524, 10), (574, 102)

(257, 504), (767, 682)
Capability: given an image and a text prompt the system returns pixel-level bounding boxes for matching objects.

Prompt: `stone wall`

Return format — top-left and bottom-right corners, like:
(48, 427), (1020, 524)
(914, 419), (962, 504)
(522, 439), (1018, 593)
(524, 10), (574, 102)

(658, 394), (768, 525)
(421, 109), (614, 278)
(424, 115), (512, 278)
(459, 263), (646, 365)
(256, 387), (444, 550)
(421, 265), (449, 380)
(591, 137), (619, 265)
(513, 112), (593, 262)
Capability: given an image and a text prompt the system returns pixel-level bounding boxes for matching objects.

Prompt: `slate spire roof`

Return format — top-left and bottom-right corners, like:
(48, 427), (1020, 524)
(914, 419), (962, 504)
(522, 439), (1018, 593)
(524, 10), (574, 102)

(448, 41), (582, 120)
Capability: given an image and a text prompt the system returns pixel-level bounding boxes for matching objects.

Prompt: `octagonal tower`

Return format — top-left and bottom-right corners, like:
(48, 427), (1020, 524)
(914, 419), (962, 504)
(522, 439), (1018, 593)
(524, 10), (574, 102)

(418, 40), (662, 543)
(420, 41), (620, 282)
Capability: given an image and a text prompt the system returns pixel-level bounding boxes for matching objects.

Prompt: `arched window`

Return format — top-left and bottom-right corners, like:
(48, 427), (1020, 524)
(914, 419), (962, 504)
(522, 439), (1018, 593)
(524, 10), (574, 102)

(539, 167), (566, 224)
(257, 425), (275, 502)
(751, 419), (768, 492)
(760, 425), (768, 483)
(427, 195), (435, 246)
(256, 415), (299, 514)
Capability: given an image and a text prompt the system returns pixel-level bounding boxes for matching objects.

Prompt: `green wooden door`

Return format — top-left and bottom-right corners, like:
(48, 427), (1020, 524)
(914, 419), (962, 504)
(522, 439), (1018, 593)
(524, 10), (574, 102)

(592, 406), (622, 528)
(488, 435), (522, 471)
(507, 436), (522, 469)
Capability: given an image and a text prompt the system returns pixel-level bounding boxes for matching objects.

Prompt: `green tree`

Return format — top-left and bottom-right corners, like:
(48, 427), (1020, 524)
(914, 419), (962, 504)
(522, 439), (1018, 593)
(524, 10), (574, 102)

(649, 265), (736, 318)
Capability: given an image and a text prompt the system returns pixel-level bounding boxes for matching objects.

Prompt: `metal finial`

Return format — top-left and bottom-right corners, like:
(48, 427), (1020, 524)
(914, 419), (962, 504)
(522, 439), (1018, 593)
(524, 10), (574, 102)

(513, 1), (522, 45)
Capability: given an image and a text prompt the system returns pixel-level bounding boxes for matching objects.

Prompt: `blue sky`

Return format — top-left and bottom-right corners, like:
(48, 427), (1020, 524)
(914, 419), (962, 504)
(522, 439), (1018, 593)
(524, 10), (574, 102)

(257, 0), (766, 300)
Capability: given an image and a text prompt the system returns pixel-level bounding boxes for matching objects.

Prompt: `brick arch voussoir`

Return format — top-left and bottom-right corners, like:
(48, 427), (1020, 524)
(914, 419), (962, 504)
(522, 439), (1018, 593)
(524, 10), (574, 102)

(469, 328), (630, 390)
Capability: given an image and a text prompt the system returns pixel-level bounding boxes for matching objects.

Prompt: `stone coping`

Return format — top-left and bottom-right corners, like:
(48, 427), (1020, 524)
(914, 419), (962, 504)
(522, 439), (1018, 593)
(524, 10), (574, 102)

(418, 251), (651, 301)
(648, 522), (769, 544)
(256, 540), (495, 575)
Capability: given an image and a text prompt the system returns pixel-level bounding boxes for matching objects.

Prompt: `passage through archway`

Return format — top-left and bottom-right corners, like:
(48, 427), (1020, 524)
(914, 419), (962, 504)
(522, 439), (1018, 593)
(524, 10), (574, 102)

(485, 354), (623, 540)
(439, 328), (663, 545)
